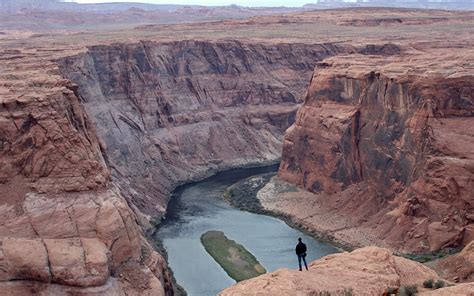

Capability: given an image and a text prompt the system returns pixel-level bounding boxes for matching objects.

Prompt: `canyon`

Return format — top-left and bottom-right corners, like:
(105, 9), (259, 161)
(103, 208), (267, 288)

(0, 6), (473, 296)
(57, 40), (356, 227)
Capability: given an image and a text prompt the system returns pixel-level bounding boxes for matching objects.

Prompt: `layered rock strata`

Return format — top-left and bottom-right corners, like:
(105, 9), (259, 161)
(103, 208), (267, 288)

(1, 7), (473, 295)
(279, 54), (474, 253)
(0, 67), (172, 294)
(4, 39), (387, 295)
(1, 40), (391, 294)
(58, 40), (373, 226)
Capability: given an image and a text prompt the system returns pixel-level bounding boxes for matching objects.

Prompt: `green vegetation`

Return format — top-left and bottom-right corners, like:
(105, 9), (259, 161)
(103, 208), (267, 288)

(434, 280), (445, 289)
(273, 179), (299, 193)
(223, 173), (275, 213)
(397, 285), (418, 296)
(399, 247), (461, 263)
(317, 288), (353, 296)
(200, 230), (266, 282)
(423, 278), (446, 290)
(423, 279), (434, 288)
(342, 288), (354, 296)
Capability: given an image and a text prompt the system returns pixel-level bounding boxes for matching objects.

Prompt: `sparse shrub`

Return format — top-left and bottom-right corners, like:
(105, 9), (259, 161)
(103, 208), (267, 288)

(342, 288), (354, 296)
(317, 289), (353, 296)
(386, 287), (397, 295)
(397, 285), (418, 296)
(423, 278), (434, 288)
(434, 280), (445, 289)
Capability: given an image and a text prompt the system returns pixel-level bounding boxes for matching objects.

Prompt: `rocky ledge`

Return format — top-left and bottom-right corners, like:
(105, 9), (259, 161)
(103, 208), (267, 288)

(278, 53), (474, 254)
(220, 246), (474, 295)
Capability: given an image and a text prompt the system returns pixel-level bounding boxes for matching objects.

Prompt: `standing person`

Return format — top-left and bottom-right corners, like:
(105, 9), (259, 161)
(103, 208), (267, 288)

(295, 238), (308, 271)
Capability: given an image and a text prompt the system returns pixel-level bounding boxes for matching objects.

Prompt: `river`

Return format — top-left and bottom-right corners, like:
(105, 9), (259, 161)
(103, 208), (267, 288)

(154, 165), (338, 296)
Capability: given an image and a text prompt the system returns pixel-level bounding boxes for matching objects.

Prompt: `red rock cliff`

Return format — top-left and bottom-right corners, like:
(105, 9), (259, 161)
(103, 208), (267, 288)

(0, 52), (173, 294)
(279, 55), (474, 253)
(0, 38), (397, 294)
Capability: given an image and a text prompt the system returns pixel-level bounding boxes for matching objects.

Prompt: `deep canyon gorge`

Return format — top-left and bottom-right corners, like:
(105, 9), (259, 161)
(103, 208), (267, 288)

(0, 6), (473, 296)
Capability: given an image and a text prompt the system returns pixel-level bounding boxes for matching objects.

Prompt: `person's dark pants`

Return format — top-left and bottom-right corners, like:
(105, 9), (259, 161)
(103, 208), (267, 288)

(297, 253), (308, 271)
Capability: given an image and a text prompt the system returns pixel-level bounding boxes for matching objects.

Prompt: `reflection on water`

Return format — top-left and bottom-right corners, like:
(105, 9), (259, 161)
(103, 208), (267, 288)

(155, 166), (338, 296)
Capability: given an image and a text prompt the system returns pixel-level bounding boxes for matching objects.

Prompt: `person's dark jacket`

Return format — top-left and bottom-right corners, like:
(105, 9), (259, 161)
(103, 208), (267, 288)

(295, 242), (307, 256)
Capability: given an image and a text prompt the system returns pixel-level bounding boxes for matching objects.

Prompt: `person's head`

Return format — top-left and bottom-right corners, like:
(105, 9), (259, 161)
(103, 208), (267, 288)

(298, 238), (302, 242)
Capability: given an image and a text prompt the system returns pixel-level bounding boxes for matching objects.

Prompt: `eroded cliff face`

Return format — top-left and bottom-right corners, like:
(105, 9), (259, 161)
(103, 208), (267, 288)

(2, 7), (473, 295)
(279, 59), (474, 253)
(0, 80), (108, 193)
(0, 64), (173, 294)
(58, 40), (359, 225)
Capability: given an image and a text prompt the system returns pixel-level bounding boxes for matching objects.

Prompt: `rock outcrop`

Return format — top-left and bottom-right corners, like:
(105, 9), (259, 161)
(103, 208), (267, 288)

(0, 61), (172, 294)
(219, 246), (440, 295)
(279, 54), (474, 253)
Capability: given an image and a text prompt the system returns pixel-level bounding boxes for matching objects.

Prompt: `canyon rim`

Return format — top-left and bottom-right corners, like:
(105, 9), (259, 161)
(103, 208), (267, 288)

(0, 1), (473, 295)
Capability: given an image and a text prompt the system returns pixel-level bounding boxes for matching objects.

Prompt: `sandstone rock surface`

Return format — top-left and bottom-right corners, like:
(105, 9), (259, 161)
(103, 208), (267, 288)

(0, 188), (172, 294)
(422, 283), (474, 296)
(278, 54), (474, 253)
(220, 247), (440, 295)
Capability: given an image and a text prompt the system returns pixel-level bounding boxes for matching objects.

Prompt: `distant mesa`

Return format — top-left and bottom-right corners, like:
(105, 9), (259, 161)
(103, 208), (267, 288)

(0, 0), (472, 15)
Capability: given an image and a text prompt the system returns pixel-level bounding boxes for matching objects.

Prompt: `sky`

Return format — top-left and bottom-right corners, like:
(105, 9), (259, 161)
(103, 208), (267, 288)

(71, 0), (318, 7)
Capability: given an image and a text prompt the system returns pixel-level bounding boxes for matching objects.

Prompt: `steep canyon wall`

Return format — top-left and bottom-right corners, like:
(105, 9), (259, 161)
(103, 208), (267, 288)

(279, 57), (474, 253)
(0, 75), (173, 294)
(4, 38), (387, 294)
(59, 40), (360, 226)
(0, 40), (360, 294)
